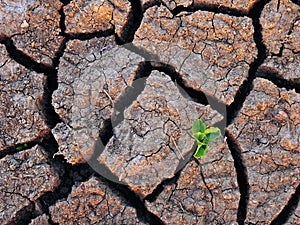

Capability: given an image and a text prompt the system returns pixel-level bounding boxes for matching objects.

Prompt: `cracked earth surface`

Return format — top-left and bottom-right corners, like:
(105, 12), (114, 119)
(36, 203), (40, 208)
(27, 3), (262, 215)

(0, 0), (299, 225)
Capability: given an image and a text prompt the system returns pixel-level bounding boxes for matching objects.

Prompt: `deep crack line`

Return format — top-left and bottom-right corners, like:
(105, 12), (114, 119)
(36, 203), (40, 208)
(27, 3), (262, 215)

(98, 176), (166, 225)
(225, 130), (250, 225)
(169, 2), (248, 17)
(28, 134), (96, 225)
(0, 37), (55, 74)
(256, 66), (300, 93)
(67, 29), (115, 41)
(144, 167), (182, 203)
(270, 183), (300, 225)
(226, 0), (270, 126)
(121, 45), (226, 117)
(0, 132), (50, 160)
(148, 61), (227, 132)
(116, 0), (143, 44)
(7, 202), (35, 225)
(26, 122), (161, 225)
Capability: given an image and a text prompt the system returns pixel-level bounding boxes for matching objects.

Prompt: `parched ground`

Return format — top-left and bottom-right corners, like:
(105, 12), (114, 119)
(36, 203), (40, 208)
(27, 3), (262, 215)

(0, 0), (299, 225)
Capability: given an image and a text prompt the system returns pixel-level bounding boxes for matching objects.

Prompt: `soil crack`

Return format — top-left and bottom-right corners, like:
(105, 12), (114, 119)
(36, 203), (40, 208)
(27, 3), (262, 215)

(270, 183), (300, 225)
(225, 130), (250, 225)
(169, 2), (248, 17)
(226, 0), (270, 125)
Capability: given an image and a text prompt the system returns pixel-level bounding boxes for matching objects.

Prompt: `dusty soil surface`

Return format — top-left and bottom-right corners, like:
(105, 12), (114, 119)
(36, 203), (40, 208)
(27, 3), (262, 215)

(0, 0), (299, 225)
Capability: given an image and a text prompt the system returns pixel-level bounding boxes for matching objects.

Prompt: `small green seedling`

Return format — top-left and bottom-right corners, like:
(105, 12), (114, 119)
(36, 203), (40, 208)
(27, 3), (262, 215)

(192, 119), (221, 158)
(16, 143), (28, 151)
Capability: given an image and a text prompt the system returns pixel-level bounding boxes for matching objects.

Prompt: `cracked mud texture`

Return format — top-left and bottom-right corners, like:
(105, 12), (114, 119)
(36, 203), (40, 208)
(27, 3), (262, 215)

(145, 139), (239, 224)
(64, 0), (130, 36)
(49, 177), (146, 225)
(1, 0), (300, 224)
(133, 5), (257, 104)
(228, 78), (300, 224)
(0, 0), (63, 65)
(52, 36), (143, 164)
(258, 0), (300, 82)
(98, 70), (223, 198)
(0, 44), (49, 151)
(0, 145), (60, 225)
(287, 205), (300, 224)
(28, 214), (50, 225)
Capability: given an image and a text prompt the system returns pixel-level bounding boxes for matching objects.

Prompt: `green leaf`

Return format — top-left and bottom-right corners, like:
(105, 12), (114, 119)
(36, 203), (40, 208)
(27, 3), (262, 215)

(204, 127), (220, 135)
(205, 131), (221, 143)
(193, 132), (206, 142)
(16, 146), (23, 151)
(192, 119), (206, 134)
(193, 145), (209, 158)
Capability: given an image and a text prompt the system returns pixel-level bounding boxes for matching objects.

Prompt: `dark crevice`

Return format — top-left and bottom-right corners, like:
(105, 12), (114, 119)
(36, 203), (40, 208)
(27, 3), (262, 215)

(0, 36), (62, 129)
(39, 31), (66, 128)
(149, 61), (209, 106)
(58, 3), (67, 37)
(40, 138), (95, 207)
(108, 52), (227, 131)
(59, 0), (71, 5)
(249, 0), (270, 66)
(142, 0), (160, 12)
(116, 0), (143, 44)
(271, 44), (284, 57)
(112, 61), (152, 127)
(144, 168), (183, 203)
(226, 0), (270, 126)
(112, 59), (226, 129)
(84, 62), (150, 182)
(52, 39), (67, 69)
(256, 66), (300, 93)
(98, 119), (114, 146)
(93, 174), (166, 225)
(31, 134), (95, 224)
(150, 60), (228, 132)
(225, 130), (249, 225)
(291, 0), (300, 6)
(37, 157), (95, 215)
(40, 72), (62, 128)
(225, 75), (255, 126)
(48, 216), (59, 225)
(67, 29), (115, 41)
(0, 131), (50, 160)
(270, 183), (300, 225)
(288, 16), (300, 35)
(1, 37), (55, 74)
(121, 44), (228, 123)
(170, 3), (248, 17)
(39, 24), (67, 128)
(148, 61), (228, 126)
(9, 203), (35, 225)
(28, 132), (164, 225)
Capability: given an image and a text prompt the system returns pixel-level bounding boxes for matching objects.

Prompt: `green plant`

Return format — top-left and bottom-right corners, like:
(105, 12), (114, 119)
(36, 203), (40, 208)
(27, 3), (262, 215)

(16, 143), (28, 151)
(192, 119), (221, 158)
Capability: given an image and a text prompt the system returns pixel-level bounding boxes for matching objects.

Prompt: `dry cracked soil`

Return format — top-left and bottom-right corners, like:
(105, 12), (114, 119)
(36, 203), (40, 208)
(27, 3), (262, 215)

(0, 0), (300, 225)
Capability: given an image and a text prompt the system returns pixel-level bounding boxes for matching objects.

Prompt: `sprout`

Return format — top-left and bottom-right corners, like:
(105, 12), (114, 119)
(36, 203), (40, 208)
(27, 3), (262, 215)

(192, 119), (221, 158)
